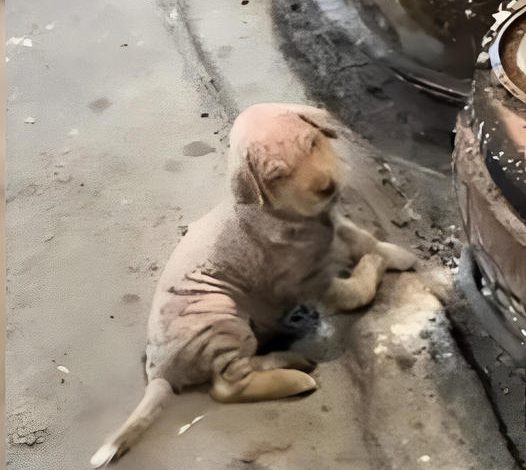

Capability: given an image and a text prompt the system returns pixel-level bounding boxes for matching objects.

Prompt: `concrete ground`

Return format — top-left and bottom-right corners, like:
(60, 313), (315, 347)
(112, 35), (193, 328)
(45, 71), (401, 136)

(5, 1), (518, 469)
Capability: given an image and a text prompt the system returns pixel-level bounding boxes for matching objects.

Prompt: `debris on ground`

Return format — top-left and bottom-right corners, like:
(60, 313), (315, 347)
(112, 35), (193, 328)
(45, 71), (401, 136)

(7, 36), (24, 46)
(178, 415), (204, 435)
(411, 224), (462, 270)
(11, 428), (48, 446)
(377, 162), (407, 199)
(391, 199), (421, 228)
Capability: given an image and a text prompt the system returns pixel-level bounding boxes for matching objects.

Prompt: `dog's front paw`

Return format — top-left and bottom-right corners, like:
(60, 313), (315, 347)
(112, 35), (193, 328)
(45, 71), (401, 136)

(376, 242), (417, 271)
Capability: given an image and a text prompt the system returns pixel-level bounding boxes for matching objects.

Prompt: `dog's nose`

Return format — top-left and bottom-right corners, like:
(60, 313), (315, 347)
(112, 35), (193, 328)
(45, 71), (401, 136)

(317, 179), (337, 198)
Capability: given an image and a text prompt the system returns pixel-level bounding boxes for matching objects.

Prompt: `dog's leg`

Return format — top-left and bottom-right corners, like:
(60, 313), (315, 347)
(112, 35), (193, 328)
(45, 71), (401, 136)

(249, 351), (317, 372)
(323, 253), (387, 311)
(209, 356), (316, 403)
(334, 213), (417, 271)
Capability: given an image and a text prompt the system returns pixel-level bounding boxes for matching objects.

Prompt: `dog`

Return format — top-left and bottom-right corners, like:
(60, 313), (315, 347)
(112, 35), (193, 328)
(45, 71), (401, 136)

(90, 103), (416, 467)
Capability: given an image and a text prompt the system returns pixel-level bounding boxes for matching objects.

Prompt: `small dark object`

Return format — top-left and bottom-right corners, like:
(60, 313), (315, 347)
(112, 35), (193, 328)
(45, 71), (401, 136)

(80, 183), (84, 187)
(200, 113), (209, 118)
(241, 0), (249, 4)
(120, 43), (128, 47)
(290, 3), (299, 11)
(60, 378), (65, 384)
(110, 315), (114, 319)
(415, 230), (426, 240)
(279, 304), (321, 337)
(391, 219), (408, 228)
(257, 304), (321, 354)
(168, 286), (177, 294)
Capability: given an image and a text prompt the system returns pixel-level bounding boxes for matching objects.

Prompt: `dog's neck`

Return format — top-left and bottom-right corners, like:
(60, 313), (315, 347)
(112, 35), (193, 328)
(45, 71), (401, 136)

(234, 201), (334, 228)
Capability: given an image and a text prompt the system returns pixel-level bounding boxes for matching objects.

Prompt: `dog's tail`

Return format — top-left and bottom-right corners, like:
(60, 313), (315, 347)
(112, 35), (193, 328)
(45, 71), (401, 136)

(90, 378), (173, 468)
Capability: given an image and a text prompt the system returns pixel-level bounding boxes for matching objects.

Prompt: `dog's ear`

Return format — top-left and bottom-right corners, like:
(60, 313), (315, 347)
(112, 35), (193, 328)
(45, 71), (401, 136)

(297, 111), (338, 139)
(231, 148), (289, 205)
(231, 149), (263, 205)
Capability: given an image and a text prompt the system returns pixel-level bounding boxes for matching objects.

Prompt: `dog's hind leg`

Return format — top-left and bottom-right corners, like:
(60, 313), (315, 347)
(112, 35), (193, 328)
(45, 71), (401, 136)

(203, 319), (317, 403)
(209, 353), (316, 403)
(323, 253), (387, 311)
(249, 351), (317, 372)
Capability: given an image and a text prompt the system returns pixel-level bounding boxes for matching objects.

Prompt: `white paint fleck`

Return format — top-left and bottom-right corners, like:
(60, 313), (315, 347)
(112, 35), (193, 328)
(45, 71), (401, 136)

(492, 155), (499, 160)
(191, 415), (204, 425)
(521, 329), (526, 337)
(477, 121), (484, 140)
(45, 23), (56, 31)
(481, 286), (492, 297)
(178, 415), (204, 435)
(178, 424), (191, 435)
(68, 128), (79, 136)
(418, 455), (431, 463)
(22, 38), (33, 47)
(24, 116), (36, 124)
(482, 36), (492, 47)
(5, 57), (9, 63)
(492, 11), (512, 30)
(57, 365), (70, 374)
(477, 51), (490, 64)
(6, 36), (24, 46)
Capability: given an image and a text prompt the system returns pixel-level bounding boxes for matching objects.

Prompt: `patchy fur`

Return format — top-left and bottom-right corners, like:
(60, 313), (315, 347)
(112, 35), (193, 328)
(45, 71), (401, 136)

(90, 103), (416, 467)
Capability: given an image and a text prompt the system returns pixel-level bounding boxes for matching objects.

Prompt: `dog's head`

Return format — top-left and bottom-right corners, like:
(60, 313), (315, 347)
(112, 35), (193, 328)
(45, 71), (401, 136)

(229, 104), (341, 218)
